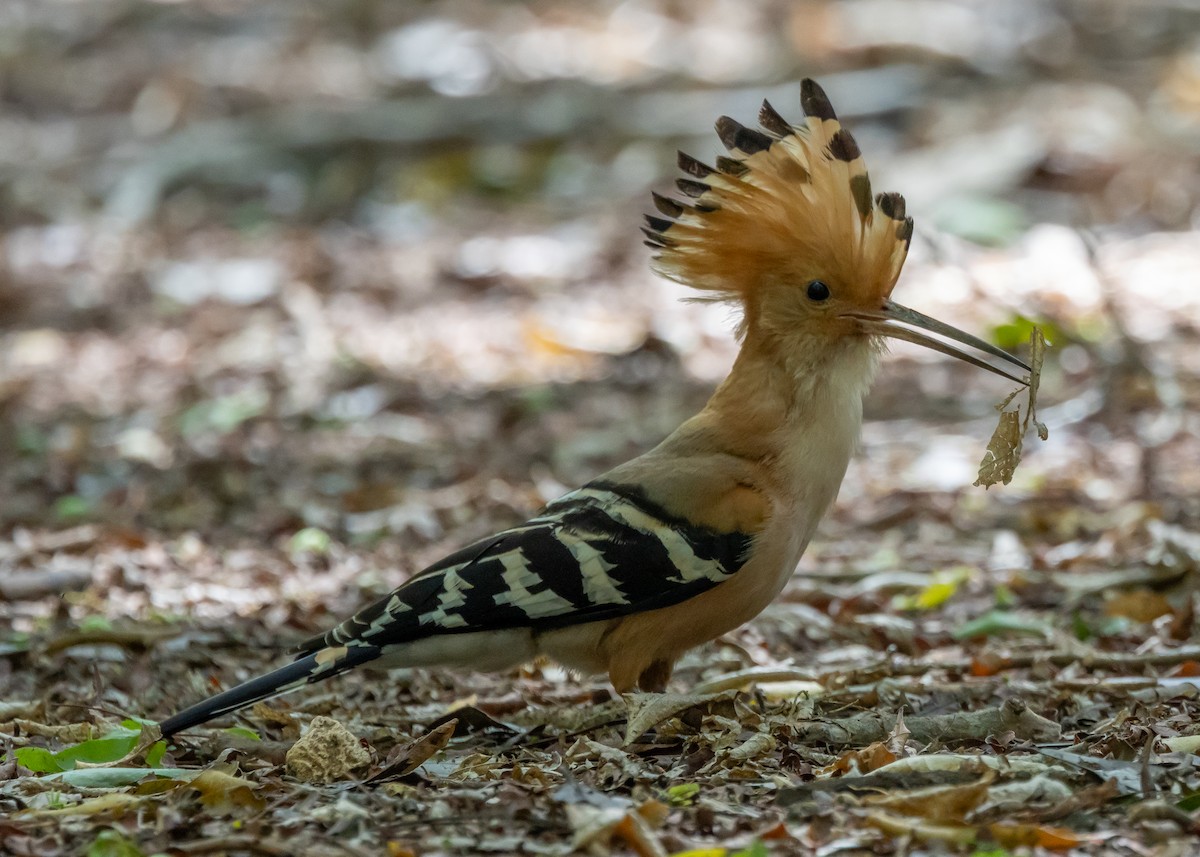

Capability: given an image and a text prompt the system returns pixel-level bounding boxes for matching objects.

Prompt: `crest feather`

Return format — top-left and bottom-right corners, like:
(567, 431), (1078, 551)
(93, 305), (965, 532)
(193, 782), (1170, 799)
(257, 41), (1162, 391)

(646, 79), (911, 316)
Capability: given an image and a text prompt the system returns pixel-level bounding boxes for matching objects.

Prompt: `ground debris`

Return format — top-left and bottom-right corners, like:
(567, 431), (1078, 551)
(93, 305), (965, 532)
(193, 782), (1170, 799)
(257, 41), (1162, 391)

(4, 4), (1200, 853)
(285, 717), (371, 784)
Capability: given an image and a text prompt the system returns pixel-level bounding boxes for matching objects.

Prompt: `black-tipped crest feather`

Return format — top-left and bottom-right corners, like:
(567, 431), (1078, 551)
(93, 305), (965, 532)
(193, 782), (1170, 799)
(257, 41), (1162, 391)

(758, 100), (793, 137)
(716, 156), (750, 177)
(642, 227), (673, 247)
(678, 151), (715, 178)
(850, 175), (873, 221)
(649, 79), (913, 311)
(676, 178), (710, 198)
(877, 192), (906, 221)
(800, 78), (837, 121)
(828, 129), (861, 162)
(651, 192), (685, 218)
(715, 116), (772, 155)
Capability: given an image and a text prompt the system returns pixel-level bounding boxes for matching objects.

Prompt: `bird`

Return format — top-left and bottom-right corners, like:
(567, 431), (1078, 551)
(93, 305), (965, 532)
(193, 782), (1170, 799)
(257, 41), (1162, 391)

(159, 79), (1029, 738)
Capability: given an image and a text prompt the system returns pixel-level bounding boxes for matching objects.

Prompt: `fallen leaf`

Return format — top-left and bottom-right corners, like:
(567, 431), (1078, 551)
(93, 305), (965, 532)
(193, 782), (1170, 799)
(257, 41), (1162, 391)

(866, 770), (995, 823)
(366, 720), (456, 784)
(24, 793), (144, 818)
(85, 830), (145, 857)
(989, 822), (1087, 850)
(865, 810), (976, 845)
(1104, 588), (1174, 623)
(624, 691), (737, 744)
(189, 764), (266, 813)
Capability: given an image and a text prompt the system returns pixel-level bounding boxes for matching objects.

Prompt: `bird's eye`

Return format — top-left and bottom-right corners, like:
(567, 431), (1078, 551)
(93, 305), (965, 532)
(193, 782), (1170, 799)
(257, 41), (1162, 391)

(806, 280), (831, 302)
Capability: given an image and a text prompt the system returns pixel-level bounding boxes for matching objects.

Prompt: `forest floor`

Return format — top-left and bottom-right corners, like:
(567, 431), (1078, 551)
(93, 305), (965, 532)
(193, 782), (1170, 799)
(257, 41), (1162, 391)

(4, 1), (1200, 855)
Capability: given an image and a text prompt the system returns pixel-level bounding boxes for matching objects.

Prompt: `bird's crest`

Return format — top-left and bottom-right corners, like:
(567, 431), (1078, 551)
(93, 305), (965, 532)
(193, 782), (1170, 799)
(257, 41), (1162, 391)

(645, 79), (913, 321)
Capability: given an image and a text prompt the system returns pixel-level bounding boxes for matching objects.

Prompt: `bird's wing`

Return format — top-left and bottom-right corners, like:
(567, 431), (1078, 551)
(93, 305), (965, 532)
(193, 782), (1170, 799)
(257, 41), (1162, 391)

(297, 480), (755, 656)
(160, 481), (754, 737)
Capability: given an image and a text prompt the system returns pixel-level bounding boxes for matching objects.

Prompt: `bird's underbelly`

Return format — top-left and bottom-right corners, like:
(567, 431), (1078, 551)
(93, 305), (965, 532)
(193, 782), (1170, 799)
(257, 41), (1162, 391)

(584, 516), (811, 690)
(376, 629), (538, 671)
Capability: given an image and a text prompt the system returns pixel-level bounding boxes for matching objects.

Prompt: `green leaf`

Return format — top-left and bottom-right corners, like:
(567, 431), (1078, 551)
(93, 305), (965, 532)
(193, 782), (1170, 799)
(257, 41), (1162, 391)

(990, 315), (1065, 353)
(46, 767), (193, 788)
(666, 782), (700, 806)
(222, 726), (261, 741)
(55, 495), (91, 522)
(122, 716), (157, 729)
(893, 566), (972, 611)
(180, 390), (268, 437)
(0, 634), (31, 657)
(15, 746), (63, 774)
(933, 195), (1027, 247)
(289, 527), (332, 556)
(953, 609), (1052, 641)
(80, 615), (115, 633)
(731, 842), (769, 857)
(145, 741), (167, 767)
(1177, 791), (1200, 812)
(52, 726), (142, 769)
(1072, 612), (1093, 641)
(86, 830), (145, 857)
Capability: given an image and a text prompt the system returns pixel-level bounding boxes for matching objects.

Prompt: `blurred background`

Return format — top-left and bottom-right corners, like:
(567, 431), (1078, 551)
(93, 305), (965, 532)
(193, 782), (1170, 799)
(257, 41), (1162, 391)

(2, 0), (1200, 641)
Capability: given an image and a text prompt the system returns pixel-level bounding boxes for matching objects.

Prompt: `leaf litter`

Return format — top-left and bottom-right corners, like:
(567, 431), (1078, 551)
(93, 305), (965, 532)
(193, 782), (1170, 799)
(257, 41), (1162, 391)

(5, 4), (1200, 855)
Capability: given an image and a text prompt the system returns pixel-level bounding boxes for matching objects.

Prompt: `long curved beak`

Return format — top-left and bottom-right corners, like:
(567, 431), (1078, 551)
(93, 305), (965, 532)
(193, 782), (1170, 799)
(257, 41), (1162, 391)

(844, 300), (1031, 386)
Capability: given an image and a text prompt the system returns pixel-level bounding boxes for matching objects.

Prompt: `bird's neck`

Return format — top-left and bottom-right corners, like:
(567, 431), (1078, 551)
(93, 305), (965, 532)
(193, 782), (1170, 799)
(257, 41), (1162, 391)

(702, 333), (879, 468)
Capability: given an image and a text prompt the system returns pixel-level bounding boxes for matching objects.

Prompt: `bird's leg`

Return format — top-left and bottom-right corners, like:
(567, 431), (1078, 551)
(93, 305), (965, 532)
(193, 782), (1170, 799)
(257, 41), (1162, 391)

(636, 659), (673, 692)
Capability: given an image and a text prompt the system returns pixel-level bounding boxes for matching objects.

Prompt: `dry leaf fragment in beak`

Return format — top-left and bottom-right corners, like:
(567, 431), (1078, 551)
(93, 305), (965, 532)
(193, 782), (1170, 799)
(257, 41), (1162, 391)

(975, 327), (1049, 488)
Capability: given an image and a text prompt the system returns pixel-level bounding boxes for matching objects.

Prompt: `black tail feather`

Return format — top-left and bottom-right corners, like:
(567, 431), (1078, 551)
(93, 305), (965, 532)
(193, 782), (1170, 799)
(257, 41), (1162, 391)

(159, 646), (378, 737)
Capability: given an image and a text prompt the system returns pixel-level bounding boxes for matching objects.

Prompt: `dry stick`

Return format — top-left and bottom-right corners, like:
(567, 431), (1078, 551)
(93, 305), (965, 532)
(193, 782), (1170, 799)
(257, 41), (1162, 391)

(172, 838), (294, 857)
(42, 626), (182, 655)
(829, 646), (1200, 686)
(1128, 800), (1200, 834)
(1139, 730), (1157, 801)
(793, 698), (1058, 747)
(0, 569), (93, 601)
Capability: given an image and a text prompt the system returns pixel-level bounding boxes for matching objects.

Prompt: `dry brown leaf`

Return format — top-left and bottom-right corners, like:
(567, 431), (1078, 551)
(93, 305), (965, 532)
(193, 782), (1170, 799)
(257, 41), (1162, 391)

(875, 754), (1052, 777)
(865, 810), (977, 846)
(189, 764), (267, 813)
(1104, 588), (1174, 623)
(366, 720), (456, 784)
(566, 803), (669, 857)
(866, 770), (996, 823)
(251, 701), (300, 735)
(820, 742), (897, 777)
(2, 720), (97, 742)
(975, 410), (1024, 488)
(975, 326), (1048, 488)
(623, 690), (737, 745)
(989, 822), (1087, 850)
(885, 711), (912, 758)
(22, 792), (144, 818)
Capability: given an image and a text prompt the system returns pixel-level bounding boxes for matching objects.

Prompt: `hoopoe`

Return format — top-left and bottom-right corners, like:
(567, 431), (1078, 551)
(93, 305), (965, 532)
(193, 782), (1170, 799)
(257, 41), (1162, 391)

(159, 80), (1028, 737)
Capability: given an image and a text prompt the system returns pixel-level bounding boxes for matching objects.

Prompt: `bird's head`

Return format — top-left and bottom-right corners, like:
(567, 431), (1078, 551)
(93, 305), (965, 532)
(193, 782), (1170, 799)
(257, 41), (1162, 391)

(645, 79), (1028, 385)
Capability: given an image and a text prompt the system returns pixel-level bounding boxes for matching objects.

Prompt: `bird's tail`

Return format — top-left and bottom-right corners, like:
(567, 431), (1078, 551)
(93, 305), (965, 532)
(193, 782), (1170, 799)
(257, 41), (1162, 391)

(159, 644), (378, 738)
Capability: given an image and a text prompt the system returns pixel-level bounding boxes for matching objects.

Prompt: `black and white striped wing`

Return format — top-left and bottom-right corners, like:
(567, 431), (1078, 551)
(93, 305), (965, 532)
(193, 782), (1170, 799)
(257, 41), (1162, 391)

(300, 481), (755, 657)
(159, 481), (755, 737)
